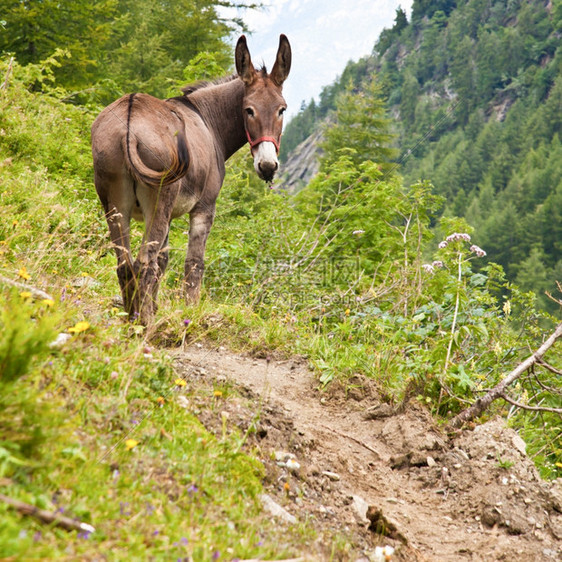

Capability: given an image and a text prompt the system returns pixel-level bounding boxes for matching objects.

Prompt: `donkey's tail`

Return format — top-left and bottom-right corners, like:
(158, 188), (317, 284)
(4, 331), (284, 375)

(124, 94), (189, 187)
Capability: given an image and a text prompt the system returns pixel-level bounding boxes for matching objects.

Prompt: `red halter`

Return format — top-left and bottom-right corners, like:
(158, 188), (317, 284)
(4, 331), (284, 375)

(246, 129), (281, 154)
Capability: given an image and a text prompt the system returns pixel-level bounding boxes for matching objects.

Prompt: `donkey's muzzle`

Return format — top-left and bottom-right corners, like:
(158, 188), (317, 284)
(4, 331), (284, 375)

(253, 141), (279, 182)
(258, 160), (279, 182)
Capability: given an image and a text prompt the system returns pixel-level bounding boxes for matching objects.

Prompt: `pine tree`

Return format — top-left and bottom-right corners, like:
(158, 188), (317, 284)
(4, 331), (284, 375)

(320, 78), (397, 172)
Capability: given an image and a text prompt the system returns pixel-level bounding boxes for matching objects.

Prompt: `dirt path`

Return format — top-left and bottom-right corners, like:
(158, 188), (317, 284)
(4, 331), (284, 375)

(173, 344), (562, 561)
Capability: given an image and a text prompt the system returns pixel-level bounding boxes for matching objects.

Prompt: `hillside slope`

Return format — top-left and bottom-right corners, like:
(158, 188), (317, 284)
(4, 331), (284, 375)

(176, 343), (562, 560)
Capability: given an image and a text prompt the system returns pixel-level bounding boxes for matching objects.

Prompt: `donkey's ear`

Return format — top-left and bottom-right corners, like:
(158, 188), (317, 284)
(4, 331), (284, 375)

(270, 34), (292, 87)
(235, 35), (256, 86)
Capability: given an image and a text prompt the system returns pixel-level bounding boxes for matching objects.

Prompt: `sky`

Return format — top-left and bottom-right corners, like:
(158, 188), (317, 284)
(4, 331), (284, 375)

(221, 1), (413, 120)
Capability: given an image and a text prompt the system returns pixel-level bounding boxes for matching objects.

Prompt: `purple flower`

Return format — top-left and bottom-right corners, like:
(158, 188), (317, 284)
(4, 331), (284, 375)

(180, 537), (189, 545)
(33, 531), (42, 542)
(119, 501), (131, 516)
(187, 484), (198, 494)
(212, 551), (220, 560)
(438, 240), (448, 249)
(432, 260), (444, 269)
(183, 319), (191, 326)
(422, 264), (435, 274)
(77, 530), (92, 540)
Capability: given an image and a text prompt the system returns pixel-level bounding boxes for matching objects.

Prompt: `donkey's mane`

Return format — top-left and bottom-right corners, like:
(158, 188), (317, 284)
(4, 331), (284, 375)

(180, 67), (268, 96)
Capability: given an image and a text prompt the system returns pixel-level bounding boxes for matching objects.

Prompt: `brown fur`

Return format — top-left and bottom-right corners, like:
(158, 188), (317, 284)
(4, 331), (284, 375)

(91, 35), (291, 325)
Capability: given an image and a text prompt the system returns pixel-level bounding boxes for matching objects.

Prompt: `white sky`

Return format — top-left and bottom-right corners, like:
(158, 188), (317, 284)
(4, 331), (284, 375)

(221, 1), (413, 119)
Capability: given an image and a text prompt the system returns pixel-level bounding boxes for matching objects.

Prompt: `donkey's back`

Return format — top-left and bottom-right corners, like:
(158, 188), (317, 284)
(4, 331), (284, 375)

(91, 93), (193, 206)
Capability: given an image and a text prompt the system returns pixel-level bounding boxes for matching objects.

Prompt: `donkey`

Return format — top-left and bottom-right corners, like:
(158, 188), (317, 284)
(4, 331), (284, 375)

(91, 35), (291, 325)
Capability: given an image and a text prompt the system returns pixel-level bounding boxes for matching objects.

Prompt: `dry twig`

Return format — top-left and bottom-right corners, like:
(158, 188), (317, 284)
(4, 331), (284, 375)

(1, 57), (14, 90)
(0, 494), (95, 534)
(499, 393), (562, 415)
(448, 322), (562, 429)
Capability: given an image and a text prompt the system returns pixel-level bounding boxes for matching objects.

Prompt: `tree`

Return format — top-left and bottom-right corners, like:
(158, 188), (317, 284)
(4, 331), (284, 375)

(0, 0), (119, 88)
(320, 78), (397, 172)
(0, 0), (244, 96)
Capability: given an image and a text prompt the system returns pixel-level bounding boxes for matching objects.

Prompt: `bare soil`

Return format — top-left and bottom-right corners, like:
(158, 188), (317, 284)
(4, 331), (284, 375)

(172, 344), (562, 561)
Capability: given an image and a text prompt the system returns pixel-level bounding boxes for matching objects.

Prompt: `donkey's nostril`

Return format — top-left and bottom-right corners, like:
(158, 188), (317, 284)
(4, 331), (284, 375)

(259, 161), (278, 174)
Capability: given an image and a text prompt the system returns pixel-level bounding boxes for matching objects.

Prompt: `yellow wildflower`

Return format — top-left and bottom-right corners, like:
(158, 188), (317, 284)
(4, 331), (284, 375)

(68, 321), (90, 334)
(20, 291), (32, 299)
(42, 299), (55, 307)
(18, 266), (31, 280)
(174, 378), (187, 387)
(213, 390), (223, 398)
(125, 439), (138, 451)
(345, 308), (350, 316)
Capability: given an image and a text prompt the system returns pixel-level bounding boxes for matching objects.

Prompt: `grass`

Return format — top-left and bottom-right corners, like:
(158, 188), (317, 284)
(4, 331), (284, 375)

(1, 54), (560, 561)
(0, 285), (320, 559)
(0, 60), (327, 560)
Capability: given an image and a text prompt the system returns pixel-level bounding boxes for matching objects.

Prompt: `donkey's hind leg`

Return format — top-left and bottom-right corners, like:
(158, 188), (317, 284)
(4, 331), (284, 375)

(135, 184), (178, 325)
(95, 168), (139, 318)
(104, 205), (139, 318)
(152, 232), (170, 305)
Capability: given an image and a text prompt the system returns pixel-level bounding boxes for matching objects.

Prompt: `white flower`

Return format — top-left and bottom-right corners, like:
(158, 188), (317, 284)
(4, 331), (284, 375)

(422, 263), (435, 274)
(373, 545), (395, 561)
(446, 232), (471, 243)
(438, 241), (448, 249)
(352, 229), (365, 236)
(470, 244), (487, 257)
(432, 260), (444, 268)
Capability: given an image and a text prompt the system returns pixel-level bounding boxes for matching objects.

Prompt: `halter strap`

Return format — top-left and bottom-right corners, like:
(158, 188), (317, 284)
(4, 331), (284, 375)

(246, 129), (281, 154)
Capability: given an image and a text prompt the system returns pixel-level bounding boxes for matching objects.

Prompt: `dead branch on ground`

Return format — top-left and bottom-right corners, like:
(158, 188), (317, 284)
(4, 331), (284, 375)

(448, 322), (562, 429)
(0, 493), (95, 534)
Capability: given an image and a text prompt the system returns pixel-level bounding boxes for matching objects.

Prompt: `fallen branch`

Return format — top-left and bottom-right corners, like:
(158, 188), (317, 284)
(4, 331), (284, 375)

(0, 275), (54, 301)
(1, 57), (14, 90)
(448, 322), (562, 429)
(531, 370), (562, 394)
(0, 494), (95, 534)
(537, 359), (562, 377)
(499, 393), (562, 415)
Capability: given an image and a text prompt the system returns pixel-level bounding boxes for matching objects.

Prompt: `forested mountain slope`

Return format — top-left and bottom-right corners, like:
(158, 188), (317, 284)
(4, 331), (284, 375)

(282, 0), (562, 310)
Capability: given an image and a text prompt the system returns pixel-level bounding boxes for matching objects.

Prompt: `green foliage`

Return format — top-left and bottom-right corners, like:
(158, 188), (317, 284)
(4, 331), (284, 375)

(0, 293), (58, 384)
(284, 0), (562, 313)
(0, 0), (247, 103)
(0, 292), (61, 477)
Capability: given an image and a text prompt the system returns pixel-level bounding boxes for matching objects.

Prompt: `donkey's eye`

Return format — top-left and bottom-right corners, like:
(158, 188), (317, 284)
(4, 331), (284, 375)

(279, 107), (286, 117)
(245, 107), (255, 117)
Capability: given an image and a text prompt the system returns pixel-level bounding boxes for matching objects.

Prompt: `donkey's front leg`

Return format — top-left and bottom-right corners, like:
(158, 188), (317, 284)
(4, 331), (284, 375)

(184, 209), (215, 303)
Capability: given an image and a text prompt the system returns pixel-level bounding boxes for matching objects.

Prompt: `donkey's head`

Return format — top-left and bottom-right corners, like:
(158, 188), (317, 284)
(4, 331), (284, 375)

(236, 34), (292, 182)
